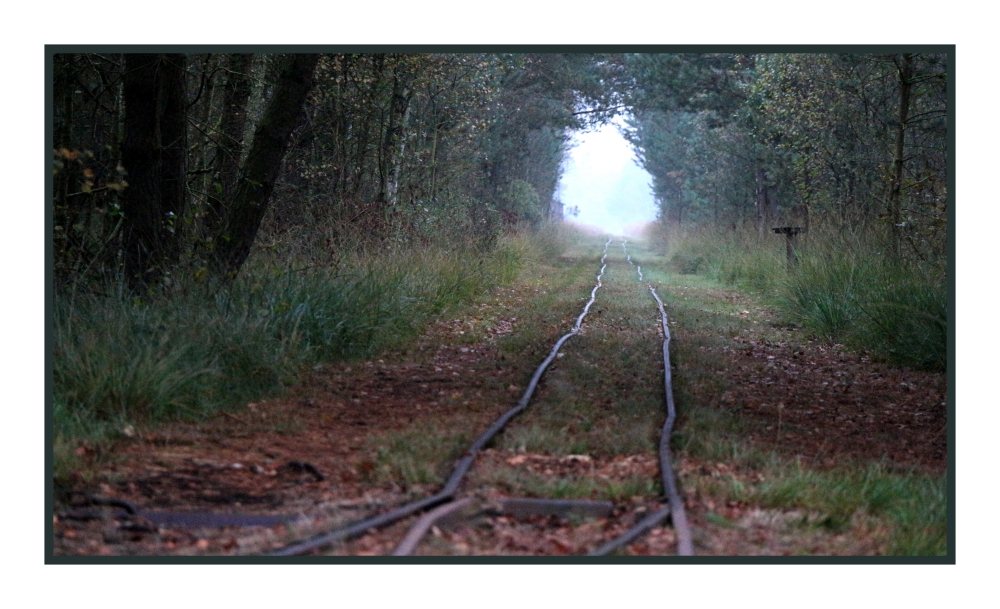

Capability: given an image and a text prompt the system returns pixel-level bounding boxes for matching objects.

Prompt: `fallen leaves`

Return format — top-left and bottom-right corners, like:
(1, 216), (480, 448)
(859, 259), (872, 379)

(723, 334), (946, 471)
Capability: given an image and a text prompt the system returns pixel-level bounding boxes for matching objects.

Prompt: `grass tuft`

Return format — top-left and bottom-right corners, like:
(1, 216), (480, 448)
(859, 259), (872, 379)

(52, 233), (549, 483)
(782, 251), (946, 370)
(372, 425), (471, 486)
(655, 225), (946, 370)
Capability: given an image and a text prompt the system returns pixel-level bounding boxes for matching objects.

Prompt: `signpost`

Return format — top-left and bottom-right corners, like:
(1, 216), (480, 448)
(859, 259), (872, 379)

(772, 226), (806, 272)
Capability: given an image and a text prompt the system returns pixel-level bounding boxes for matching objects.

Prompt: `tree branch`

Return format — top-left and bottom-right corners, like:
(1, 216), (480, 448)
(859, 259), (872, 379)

(571, 104), (629, 116)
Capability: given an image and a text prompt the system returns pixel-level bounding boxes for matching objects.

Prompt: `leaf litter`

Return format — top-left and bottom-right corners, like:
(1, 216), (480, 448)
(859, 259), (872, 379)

(53, 249), (946, 557)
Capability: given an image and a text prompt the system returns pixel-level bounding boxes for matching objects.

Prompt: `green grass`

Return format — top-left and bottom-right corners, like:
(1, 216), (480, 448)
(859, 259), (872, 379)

(782, 252), (946, 370)
(371, 425), (471, 487)
(476, 467), (659, 502)
(654, 225), (947, 371)
(654, 263), (947, 555)
(52, 234), (535, 484)
(719, 461), (947, 554)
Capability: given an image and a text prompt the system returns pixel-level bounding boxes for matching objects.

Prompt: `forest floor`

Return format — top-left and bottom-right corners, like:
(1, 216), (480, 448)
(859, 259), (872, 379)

(52, 236), (947, 557)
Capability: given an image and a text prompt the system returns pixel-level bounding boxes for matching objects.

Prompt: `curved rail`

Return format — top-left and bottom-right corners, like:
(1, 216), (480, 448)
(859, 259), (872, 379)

(267, 240), (614, 556)
(589, 240), (694, 556)
(67, 239), (695, 557)
(391, 497), (474, 556)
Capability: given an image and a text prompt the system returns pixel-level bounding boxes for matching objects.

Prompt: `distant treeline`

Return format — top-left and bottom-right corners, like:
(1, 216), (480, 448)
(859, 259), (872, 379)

(623, 53), (948, 264)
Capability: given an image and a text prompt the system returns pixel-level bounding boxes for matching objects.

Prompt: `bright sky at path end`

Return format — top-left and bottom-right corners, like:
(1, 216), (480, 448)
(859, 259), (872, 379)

(557, 120), (658, 237)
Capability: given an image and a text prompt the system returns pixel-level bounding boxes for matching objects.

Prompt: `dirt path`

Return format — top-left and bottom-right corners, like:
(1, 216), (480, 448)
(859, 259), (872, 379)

(53, 237), (947, 557)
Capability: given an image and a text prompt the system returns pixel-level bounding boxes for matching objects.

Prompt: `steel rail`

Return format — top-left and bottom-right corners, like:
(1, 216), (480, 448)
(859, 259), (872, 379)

(392, 497), (616, 555)
(61, 493), (297, 528)
(391, 497), (474, 556)
(647, 283), (694, 555)
(267, 239), (614, 556)
(589, 241), (694, 556)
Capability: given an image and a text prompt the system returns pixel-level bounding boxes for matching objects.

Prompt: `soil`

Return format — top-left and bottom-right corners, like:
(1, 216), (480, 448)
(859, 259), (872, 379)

(722, 333), (946, 473)
(52, 261), (947, 558)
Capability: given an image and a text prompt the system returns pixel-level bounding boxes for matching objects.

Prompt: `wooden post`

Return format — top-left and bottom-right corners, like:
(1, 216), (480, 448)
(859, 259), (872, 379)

(772, 227), (806, 272)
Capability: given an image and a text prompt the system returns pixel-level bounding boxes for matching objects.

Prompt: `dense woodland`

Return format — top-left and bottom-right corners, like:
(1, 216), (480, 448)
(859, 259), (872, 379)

(53, 52), (627, 289)
(51, 51), (949, 481)
(624, 53), (948, 264)
(53, 51), (947, 291)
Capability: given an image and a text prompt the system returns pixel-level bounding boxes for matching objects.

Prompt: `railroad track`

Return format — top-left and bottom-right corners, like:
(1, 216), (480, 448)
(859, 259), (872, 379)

(267, 238), (693, 557)
(63, 238), (693, 557)
(596, 240), (693, 555)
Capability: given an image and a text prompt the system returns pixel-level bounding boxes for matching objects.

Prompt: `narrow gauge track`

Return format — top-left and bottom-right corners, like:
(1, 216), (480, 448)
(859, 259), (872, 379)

(64, 239), (693, 556)
(388, 239), (692, 556)
(266, 240), (615, 556)
(266, 238), (694, 557)
(587, 241), (693, 556)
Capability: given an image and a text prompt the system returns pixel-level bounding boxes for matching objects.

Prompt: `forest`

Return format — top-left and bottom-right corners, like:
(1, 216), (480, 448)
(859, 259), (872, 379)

(53, 53), (626, 285)
(51, 50), (950, 558)
(54, 53), (946, 286)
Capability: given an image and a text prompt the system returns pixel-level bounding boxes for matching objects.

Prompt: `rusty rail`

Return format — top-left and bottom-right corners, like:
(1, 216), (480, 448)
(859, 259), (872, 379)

(391, 498), (474, 556)
(589, 241), (694, 556)
(267, 239), (613, 556)
(59, 494), (296, 528)
(392, 497), (616, 555)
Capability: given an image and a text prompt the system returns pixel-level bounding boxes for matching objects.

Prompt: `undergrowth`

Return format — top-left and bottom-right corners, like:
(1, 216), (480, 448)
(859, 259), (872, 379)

(656, 259), (948, 556)
(783, 252), (946, 370)
(657, 225), (947, 370)
(51, 229), (555, 484)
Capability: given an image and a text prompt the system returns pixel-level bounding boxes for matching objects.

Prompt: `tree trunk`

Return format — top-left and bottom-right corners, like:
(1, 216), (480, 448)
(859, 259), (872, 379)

(889, 53), (913, 258)
(121, 53), (188, 290)
(159, 53), (188, 247)
(351, 55), (383, 200)
(793, 156), (812, 241)
(194, 55), (217, 216)
(206, 53), (254, 235)
(54, 55), (74, 253)
(337, 54), (351, 200)
(387, 99), (411, 208)
(429, 114), (440, 202)
(211, 53), (320, 277)
(379, 62), (412, 207)
(755, 167), (776, 233)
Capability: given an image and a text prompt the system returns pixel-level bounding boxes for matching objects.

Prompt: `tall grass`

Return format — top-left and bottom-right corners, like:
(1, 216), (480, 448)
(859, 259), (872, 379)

(656, 224), (947, 370)
(783, 250), (946, 369)
(52, 233), (537, 481)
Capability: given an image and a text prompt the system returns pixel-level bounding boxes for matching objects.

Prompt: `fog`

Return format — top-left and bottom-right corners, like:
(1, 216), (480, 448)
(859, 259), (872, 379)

(557, 121), (658, 236)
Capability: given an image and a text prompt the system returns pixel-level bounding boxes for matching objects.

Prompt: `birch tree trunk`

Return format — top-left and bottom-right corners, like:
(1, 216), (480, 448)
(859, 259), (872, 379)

(889, 53), (913, 259)
(379, 63), (412, 208)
